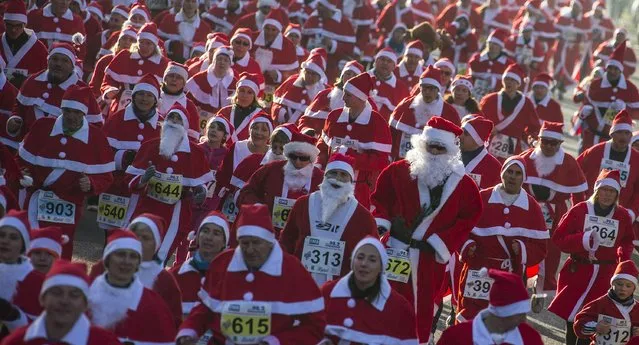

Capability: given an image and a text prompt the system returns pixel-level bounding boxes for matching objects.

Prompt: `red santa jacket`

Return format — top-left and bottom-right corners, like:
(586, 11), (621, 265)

(548, 201), (635, 321)
(368, 71), (409, 122)
(202, 3), (246, 34)
(376, 1), (414, 37)
(177, 245), (326, 345)
(232, 53), (264, 82)
(88, 275), (176, 344)
(531, 93), (564, 124)
(593, 41), (637, 78)
(279, 191), (377, 285)
(301, 11), (355, 73)
(440, 30), (479, 68)
(27, 4), (86, 53)
(271, 74), (327, 125)
(321, 274), (418, 344)
(504, 34), (546, 75)
(168, 257), (205, 316)
(300, 87), (339, 134)
(408, 0), (434, 24)
(89, 54), (113, 98)
(1, 314), (121, 345)
(0, 74), (18, 150)
(394, 61), (424, 93)
(186, 67), (237, 115)
(348, 2), (376, 59)
(157, 91), (200, 139)
(251, 32), (299, 86)
(0, 260), (44, 334)
(435, 3), (483, 36)
(480, 91), (541, 162)
(577, 140), (639, 220)
(457, 186), (547, 321)
(389, 93), (461, 160)
(464, 148), (502, 190)
(574, 293), (639, 343)
(158, 12), (212, 62)
(438, 310), (544, 345)
(0, 31), (48, 77)
(468, 52), (514, 94)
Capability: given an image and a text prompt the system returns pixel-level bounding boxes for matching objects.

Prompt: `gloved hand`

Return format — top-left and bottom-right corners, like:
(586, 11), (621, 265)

(140, 165), (156, 184)
(579, 105), (594, 119)
(390, 217), (411, 244)
(0, 298), (19, 321)
(192, 185), (207, 204)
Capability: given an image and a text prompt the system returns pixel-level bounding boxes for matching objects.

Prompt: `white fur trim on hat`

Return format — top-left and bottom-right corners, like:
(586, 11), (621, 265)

(606, 59), (624, 72)
(501, 159), (527, 182)
(49, 47), (75, 63)
(285, 28), (301, 38)
(4, 13), (27, 23)
(531, 81), (550, 89)
(132, 82), (159, 100)
(237, 78), (259, 96)
(462, 122), (484, 146)
(129, 216), (161, 252)
(452, 79), (473, 92)
(262, 18), (282, 31)
(503, 72), (521, 84)
(103, 237), (142, 260)
(112, 7), (128, 18)
(250, 117), (273, 133)
(343, 65), (362, 76)
(130, 7), (149, 20)
(421, 77), (442, 88)
(283, 141), (320, 160)
(273, 127), (293, 140)
(231, 33), (253, 49)
(60, 100), (88, 114)
(611, 273), (639, 289)
(29, 237), (62, 257)
(351, 237), (388, 271)
(138, 32), (159, 45)
(405, 47), (423, 58)
(539, 129), (563, 141)
(375, 50), (398, 65)
(237, 225), (275, 243)
(200, 215), (230, 246)
(164, 65), (188, 82)
(317, 0), (338, 11)
(325, 160), (355, 180)
(421, 126), (456, 147)
(343, 81), (367, 101)
(119, 28), (137, 40)
(0, 216), (29, 249)
(41, 274), (90, 297)
(488, 299), (531, 317)
(302, 62), (326, 81)
(610, 123), (633, 134)
(487, 36), (504, 48)
(434, 60), (455, 74)
(595, 178), (621, 192)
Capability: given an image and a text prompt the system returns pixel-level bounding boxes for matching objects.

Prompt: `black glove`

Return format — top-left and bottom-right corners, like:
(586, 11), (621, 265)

(390, 217), (411, 244)
(192, 185), (207, 204)
(8, 73), (27, 89)
(0, 298), (19, 321)
(122, 150), (137, 168)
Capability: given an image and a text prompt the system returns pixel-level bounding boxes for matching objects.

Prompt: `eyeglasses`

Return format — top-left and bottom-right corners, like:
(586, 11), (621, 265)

(540, 138), (561, 147)
(233, 40), (250, 47)
(288, 153), (311, 162)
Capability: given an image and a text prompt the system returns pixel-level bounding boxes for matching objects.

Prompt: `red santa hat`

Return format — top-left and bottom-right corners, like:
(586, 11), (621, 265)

(236, 204), (275, 243)
(48, 42), (76, 64)
(137, 22), (159, 46)
(325, 153), (356, 180)
(103, 229), (142, 260)
(87, 2), (104, 21)
(317, 0), (340, 12)
(538, 121), (564, 141)
(283, 131), (320, 161)
(607, 41), (627, 72)
(611, 260), (639, 289)
(188, 210), (231, 246)
(191, 42), (205, 56)
(213, 45), (234, 62)
(249, 113), (274, 133)
(309, 48), (328, 66)
(29, 227), (68, 258)
(273, 123), (299, 140)
(60, 85), (91, 115)
(40, 260), (90, 298)
(262, 10), (285, 31)
(421, 116), (462, 149)
(341, 60), (364, 77)
(166, 103), (199, 138)
(344, 72), (374, 101)
(163, 61), (189, 82)
(118, 24), (138, 40)
(236, 72), (264, 97)
(486, 29), (508, 48)
(531, 73), (554, 89)
(610, 110), (633, 134)
(434, 58), (456, 75)
(206, 33), (230, 52)
(284, 23), (302, 38)
(375, 48), (398, 65)
(0, 210), (30, 251)
(404, 40), (424, 58)
(3, 0), (27, 24)
(129, 213), (166, 253)
(502, 156), (527, 181)
(301, 53), (327, 82)
(451, 75), (473, 92)
(594, 169), (621, 193)
(111, 4), (130, 19)
(206, 116), (235, 139)
(462, 115), (493, 146)
(351, 236), (388, 270)
(231, 28), (253, 49)
(502, 64), (525, 85)
(129, 3), (150, 22)
(420, 65), (443, 89)
(132, 73), (160, 100)
(486, 269), (531, 317)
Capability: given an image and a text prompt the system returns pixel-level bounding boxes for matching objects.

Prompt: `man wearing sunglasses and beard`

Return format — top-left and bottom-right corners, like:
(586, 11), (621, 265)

(237, 131), (324, 234)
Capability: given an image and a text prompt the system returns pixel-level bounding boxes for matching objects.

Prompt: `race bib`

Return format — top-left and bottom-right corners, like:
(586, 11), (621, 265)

(385, 248), (411, 283)
(604, 107), (618, 126)
(331, 137), (359, 152)
(205, 171), (217, 199)
(264, 85), (275, 105)
(584, 215), (619, 248)
(196, 330), (213, 345)
(596, 315), (631, 345)
(472, 78), (492, 100)
(37, 191), (76, 224)
(97, 193), (130, 227)
(399, 132), (413, 158)
(463, 269), (494, 300)
(272, 196), (295, 228)
(118, 90), (133, 110)
(147, 172), (183, 204)
(489, 133), (516, 159)
(301, 236), (345, 276)
(469, 173), (482, 187)
(540, 203), (554, 230)
(600, 159), (630, 188)
(221, 190), (239, 222)
(220, 301), (271, 344)
(199, 111), (213, 135)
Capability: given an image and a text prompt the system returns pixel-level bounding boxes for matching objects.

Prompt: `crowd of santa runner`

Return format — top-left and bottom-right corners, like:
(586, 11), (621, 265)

(3, 0), (639, 343)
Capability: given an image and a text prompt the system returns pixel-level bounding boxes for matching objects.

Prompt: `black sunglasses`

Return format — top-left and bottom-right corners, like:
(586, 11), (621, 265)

(288, 153), (311, 162)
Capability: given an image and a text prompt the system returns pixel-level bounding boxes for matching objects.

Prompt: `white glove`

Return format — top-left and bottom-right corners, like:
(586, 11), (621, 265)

(19, 175), (33, 188)
(579, 105), (594, 119)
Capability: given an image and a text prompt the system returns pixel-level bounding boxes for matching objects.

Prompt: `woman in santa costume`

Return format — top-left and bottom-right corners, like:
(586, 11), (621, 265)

(88, 229), (176, 345)
(176, 204), (326, 345)
(280, 153), (378, 286)
(169, 211), (229, 317)
(456, 156), (548, 322)
(88, 24), (136, 98)
(548, 169), (635, 345)
(574, 260), (639, 345)
(445, 75), (481, 122)
(437, 269), (544, 345)
(459, 115), (501, 189)
(216, 72), (268, 143)
(27, 227), (67, 274)
(320, 237), (418, 345)
(0, 211), (43, 339)
(102, 22), (170, 114)
(186, 45), (237, 117)
(1, 260), (122, 345)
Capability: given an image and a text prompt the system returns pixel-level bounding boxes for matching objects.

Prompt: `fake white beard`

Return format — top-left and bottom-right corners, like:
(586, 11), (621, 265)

(0, 262), (27, 301)
(283, 161), (313, 190)
(88, 276), (132, 329)
(136, 261), (161, 289)
(159, 123), (186, 159)
(255, 12), (266, 29)
(406, 136), (463, 189)
(319, 178), (355, 223)
(263, 150), (285, 164)
(410, 93), (440, 127)
(328, 87), (345, 111)
(179, 20), (197, 43)
(254, 47), (274, 71)
(533, 148), (558, 177)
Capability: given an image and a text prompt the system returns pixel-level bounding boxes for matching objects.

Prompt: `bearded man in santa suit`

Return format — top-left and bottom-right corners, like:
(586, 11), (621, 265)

(300, 60), (364, 134)
(438, 269), (543, 344)
(316, 72), (392, 209)
(593, 28), (637, 79)
(157, 62), (200, 140)
(18, 86), (114, 259)
(158, 0), (211, 63)
(125, 104), (213, 262)
(0, 211), (43, 339)
(1, 260), (121, 345)
(530, 73), (564, 124)
(367, 48), (408, 122)
(186, 45), (237, 116)
(177, 204), (326, 345)
(468, 29), (515, 99)
(0, 0), (48, 88)
(460, 115), (501, 189)
(519, 121), (588, 295)
(271, 53), (327, 125)
(26, 0), (86, 52)
(371, 116), (482, 343)
(229, 29), (263, 79)
(577, 110), (639, 226)
(480, 63), (541, 163)
(389, 66), (460, 161)
(280, 153), (377, 286)
(394, 40), (426, 93)
(202, 0), (246, 35)
(88, 230), (176, 344)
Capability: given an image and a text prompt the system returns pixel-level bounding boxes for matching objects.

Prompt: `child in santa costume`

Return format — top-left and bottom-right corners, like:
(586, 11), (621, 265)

(1, 260), (122, 345)
(27, 227), (67, 274)
(574, 260), (639, 345)
(88, 229), (177, 344)
(437, 269), (543, 344)
(177, 204), (326, 345)
(320, 237), (418, 344)
(0, 211), (43, 339)
(548, 169), (635, 345)
(216, 72), (269, 143)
